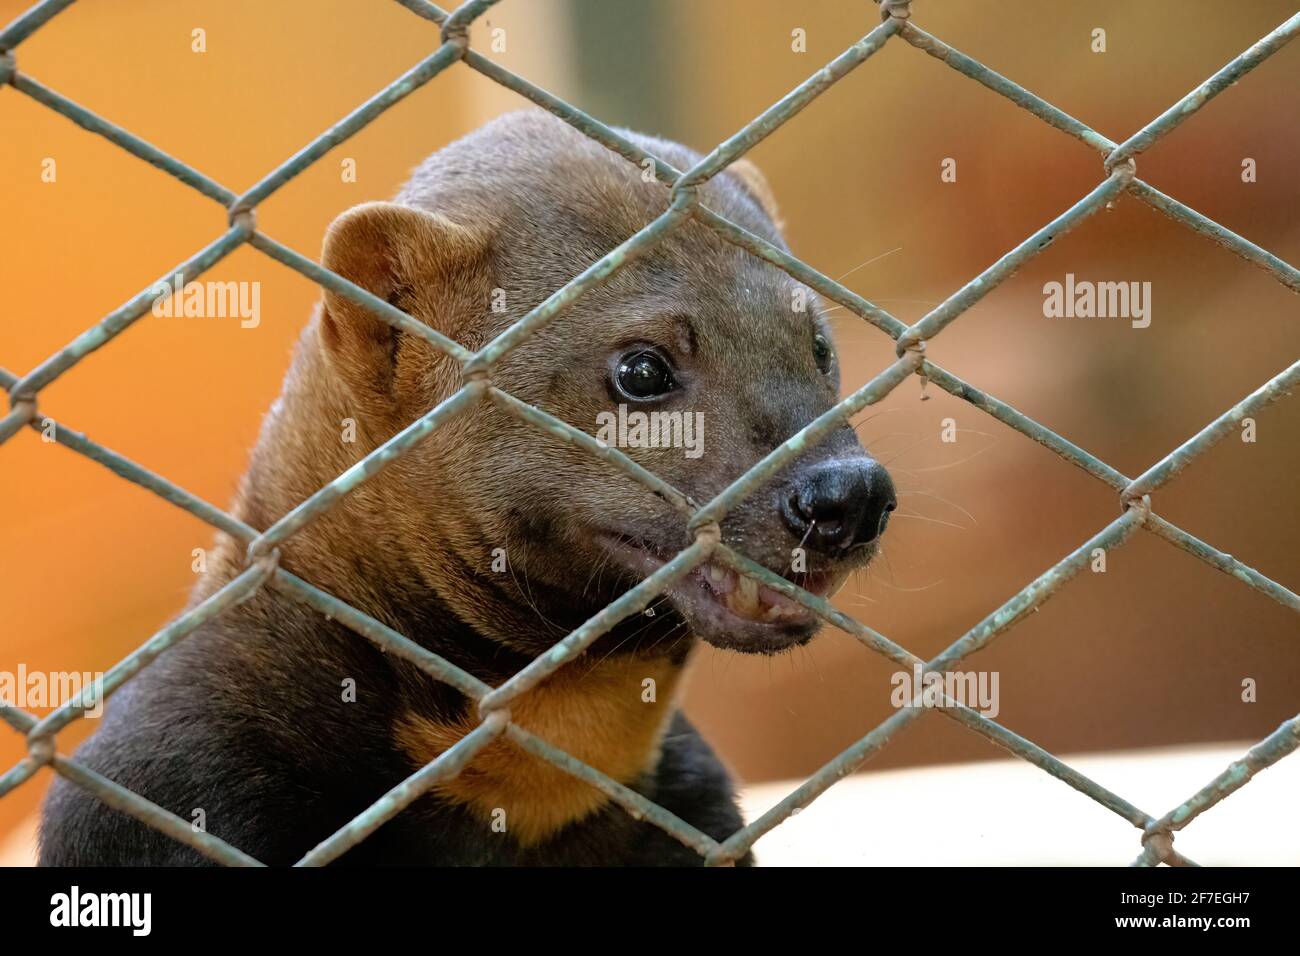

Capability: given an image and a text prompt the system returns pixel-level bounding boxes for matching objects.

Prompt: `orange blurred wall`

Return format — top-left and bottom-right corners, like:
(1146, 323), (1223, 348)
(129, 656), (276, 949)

(0, 0), (575, 844)
(3, 0), (1298, 853)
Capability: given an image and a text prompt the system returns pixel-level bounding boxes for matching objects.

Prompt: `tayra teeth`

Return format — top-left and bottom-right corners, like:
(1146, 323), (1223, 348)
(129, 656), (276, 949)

(726, 574), (761, 618)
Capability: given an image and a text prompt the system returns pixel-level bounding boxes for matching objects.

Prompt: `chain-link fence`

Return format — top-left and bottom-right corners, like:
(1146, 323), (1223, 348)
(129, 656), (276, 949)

(1, 0), (1297, 867)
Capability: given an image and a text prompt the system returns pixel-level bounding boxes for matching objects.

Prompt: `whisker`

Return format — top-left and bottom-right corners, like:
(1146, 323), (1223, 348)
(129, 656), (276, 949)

(869, 577), (948, 593)
(882, 430), (996, 469)
(891, 510), (970, 532)
(835, 245), (903, 282)
(883, 465), (923, 481)
(802, 643), (824, 684)
(896, 489), (979, 526)
(881, 434), (940, 467)
(840, 568), (878, 604)
(584, 596), (671, 670)
(906, 445), (995, 472)
(849, 407), (905, 436)
(505, 534), (565, 634)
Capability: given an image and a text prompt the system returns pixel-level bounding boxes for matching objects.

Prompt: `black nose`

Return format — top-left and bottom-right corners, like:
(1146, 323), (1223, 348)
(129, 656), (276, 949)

(781, 458), (896, 555)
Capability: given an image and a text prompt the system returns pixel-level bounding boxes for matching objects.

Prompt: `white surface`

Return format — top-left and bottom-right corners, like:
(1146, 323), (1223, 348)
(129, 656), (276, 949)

(740, 742), (1300, 866)
(4, 742), (1295, 865)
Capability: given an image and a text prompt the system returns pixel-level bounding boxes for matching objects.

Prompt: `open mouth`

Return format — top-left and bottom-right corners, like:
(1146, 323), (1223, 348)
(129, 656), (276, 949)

(691, 560), (836, 624)
(594, 532), (848, 653)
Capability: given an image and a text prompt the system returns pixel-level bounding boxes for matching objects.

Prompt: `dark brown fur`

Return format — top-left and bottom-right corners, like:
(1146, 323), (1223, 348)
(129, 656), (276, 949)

(40, 110), (885, 865)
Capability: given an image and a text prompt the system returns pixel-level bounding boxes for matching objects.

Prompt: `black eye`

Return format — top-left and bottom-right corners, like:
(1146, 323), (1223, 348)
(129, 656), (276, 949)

(615, 349), (676, 401)
(813, 332), (834, 374)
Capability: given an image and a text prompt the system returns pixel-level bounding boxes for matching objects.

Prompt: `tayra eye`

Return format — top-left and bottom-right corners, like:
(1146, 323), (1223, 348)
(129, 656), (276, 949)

(615, 349), (676, 400)
(813, 332), (834, 375)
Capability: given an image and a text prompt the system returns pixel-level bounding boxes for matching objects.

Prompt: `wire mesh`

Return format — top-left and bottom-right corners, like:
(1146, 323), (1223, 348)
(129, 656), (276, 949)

(1, 0), (1297, 867)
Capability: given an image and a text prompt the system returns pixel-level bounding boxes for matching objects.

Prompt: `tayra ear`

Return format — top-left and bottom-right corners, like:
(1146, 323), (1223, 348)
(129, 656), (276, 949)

(319, 201), (487, 416)
(726, 158), (784, 233)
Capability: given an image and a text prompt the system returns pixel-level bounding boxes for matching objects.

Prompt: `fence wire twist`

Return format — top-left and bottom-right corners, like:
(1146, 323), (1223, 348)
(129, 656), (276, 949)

(1, 0), (1297, 867)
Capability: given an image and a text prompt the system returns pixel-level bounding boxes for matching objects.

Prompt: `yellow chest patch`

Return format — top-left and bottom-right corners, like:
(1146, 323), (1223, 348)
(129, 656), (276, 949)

(394, 654), (684, 848)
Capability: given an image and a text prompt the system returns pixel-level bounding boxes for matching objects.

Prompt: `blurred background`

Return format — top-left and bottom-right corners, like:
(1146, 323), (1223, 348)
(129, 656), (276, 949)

(1, 0), (1297, 861)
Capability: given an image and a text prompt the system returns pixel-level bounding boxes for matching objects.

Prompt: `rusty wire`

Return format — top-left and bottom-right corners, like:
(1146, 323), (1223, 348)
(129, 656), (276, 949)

(1, 0), (1297, 867)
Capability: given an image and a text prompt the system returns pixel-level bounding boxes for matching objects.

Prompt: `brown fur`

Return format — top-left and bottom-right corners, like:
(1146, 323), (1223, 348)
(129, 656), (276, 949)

(395, 655), (684, 846)
(43, 110), (884, 866)
(199, 110), (856, 833)
(728, 158), (784, 231)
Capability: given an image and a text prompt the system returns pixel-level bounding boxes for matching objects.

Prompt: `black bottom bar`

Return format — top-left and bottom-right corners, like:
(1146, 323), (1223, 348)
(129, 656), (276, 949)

(1, 864), (1291, 940)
